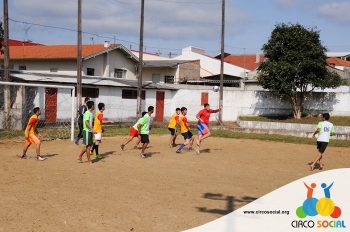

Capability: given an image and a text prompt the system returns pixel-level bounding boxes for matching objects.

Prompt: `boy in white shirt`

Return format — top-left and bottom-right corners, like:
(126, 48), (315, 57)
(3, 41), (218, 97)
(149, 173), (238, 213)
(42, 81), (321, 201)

(310, 113), (335, 171)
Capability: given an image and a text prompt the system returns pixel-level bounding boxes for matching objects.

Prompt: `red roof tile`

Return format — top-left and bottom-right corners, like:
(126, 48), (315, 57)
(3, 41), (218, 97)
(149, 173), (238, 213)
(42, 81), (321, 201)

(224, 54), (266, 71)
(327, 57), (350, 67)
(0, 44), (110, 60)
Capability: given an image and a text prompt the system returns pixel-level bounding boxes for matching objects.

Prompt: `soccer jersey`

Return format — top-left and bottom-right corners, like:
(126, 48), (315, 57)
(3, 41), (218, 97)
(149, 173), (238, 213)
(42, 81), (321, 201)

(93, 111), (104, 133)
(197, 109), (214, 126)
(83, 111), (93, 132)
(179, 115), (189, 133)
(26, 114), (38, 135)
(139, 114), (151, 135)
(168, 113), (179, 129)
(317, 121), (335, 143)
(132, 118), (143, 130)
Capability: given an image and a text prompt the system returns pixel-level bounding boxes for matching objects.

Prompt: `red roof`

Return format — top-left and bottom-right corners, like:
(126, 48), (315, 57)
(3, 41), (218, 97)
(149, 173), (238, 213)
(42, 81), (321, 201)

(224, 54), (266, 71)
(0, 44), (111, 60)
(9, 39), (43, 46)
(327, 57), (350, 67)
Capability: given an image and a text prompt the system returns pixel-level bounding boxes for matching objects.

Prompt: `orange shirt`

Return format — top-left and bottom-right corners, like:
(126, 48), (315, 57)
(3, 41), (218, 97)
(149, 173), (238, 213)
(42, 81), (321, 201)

(179, 115), (189, 133)
(93, 111), (104, 133)
(25, 114), (38, 135)
(168, 113), (179, 129)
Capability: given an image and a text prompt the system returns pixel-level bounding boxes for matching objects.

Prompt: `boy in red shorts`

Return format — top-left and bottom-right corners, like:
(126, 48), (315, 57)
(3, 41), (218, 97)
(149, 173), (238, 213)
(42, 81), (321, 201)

(20, 107), (46, 161)
(195, 103), (221, 154)
(120, 111), (147, 151)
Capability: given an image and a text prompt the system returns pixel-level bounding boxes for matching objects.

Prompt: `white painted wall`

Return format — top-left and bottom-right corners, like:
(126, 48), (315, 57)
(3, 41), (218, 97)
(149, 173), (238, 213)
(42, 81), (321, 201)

(142, 67), (177, 83)
(11, 60), (76, 75)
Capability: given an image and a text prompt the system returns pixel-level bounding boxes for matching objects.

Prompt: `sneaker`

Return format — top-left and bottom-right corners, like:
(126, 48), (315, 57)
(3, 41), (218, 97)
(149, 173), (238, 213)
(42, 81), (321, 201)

(20, 155), (27, 159)
(37, 156), (46, 161)
(176, 149), (182, 154)
(120, 144), (125, 151)
(74, 137), (79, 145)
(96, 154), (102, 159)
(140, 153), (146, 158)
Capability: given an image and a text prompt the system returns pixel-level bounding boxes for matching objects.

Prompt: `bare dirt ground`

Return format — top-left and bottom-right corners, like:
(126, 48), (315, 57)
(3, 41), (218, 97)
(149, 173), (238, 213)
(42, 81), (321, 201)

(0, 135), (349, 232)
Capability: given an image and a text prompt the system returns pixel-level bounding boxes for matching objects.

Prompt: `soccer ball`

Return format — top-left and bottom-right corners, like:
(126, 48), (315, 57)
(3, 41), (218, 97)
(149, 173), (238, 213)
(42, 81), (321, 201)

(213, 86), (219, 92)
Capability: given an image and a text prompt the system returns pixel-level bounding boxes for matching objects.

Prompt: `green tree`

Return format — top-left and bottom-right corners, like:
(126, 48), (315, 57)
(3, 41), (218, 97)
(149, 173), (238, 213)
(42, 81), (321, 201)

(258, 23), (341, 119)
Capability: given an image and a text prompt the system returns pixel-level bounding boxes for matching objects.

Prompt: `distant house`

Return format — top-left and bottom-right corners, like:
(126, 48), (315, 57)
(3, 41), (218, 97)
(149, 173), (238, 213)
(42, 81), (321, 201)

(326, 52), (350, 61)
(174, 46), (246, 86)
(3, 39), (43, 47)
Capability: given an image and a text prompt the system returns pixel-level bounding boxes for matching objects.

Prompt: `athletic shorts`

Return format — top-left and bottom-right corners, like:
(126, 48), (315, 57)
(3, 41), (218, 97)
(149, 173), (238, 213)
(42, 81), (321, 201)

(25, 134), (40, 145)
(317, 141), (328, 153)
(197, 123), (210, 135)
(168, 128), (177, 136)
(83, 131), (93, 146)
(129, 127), (138, 137)
(182, 131), (193, 140)
(94, 133), (102, 141)
(140, 134), (150, 144)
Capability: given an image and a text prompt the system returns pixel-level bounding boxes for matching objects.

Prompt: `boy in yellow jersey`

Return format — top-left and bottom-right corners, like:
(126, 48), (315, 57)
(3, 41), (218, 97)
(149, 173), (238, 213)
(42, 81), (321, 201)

(91, 103), (111, 159)
(168, 108), (181, 148)
(176, 107), (194, 153)
(21, 107), (46, 161)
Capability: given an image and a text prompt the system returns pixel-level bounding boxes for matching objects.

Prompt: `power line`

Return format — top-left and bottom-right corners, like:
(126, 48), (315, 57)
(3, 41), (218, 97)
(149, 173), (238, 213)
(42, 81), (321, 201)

(115, 0), (220, 5)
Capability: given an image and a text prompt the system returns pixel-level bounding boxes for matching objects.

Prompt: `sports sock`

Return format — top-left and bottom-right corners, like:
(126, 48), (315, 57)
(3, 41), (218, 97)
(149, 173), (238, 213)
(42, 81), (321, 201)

(95, 145), (99, 156)
(177, 144), (186, 152)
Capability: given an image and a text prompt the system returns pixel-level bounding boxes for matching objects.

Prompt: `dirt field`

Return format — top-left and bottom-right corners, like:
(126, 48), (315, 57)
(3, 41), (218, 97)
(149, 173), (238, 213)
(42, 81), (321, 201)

(1, 135), (349, 232)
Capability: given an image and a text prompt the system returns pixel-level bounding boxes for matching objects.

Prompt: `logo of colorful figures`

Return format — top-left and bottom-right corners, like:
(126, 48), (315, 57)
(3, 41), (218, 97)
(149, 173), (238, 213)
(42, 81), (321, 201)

(296, 182), (341, 219)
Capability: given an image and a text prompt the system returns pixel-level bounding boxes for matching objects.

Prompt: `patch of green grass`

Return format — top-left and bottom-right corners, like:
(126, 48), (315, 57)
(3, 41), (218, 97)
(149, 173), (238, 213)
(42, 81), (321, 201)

(239, 116), (350, 126)
(1, 126), (349, 148)
(212, 130), (350, 147)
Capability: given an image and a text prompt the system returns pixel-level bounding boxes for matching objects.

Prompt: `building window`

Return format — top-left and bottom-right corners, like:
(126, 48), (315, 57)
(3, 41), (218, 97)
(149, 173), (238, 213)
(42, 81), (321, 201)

(122, 89), (145, 99)
(73, 87), (99, 98)
(19, 65), (27, 71)
(87, 68), (95, 76)
(165, 75), (175, 84)
(50, 68), (58, 72)
(114, 69), (126, 78)
(152, 74), (161, 83)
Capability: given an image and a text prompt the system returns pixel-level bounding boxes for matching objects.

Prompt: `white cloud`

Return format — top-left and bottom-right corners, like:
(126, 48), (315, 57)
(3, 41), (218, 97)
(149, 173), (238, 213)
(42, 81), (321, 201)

(8, 0), (249, 43)
(318, 2), (350, 23)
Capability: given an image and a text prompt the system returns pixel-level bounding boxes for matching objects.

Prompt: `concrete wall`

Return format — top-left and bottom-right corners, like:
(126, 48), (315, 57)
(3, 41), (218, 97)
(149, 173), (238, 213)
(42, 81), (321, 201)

(142, 67), (177, 83)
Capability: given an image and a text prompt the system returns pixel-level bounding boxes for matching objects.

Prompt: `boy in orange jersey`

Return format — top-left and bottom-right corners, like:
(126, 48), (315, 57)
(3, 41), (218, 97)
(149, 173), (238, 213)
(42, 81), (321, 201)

(20, 107), (46, 161)
(91, 103), (111, 159)
(168, 108), (181, 148)
(176, 107), (194, 153)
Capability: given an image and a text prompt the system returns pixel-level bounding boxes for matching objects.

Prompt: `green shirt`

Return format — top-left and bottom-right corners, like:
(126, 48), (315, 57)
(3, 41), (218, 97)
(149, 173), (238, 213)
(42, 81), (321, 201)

(139, 114), (151, 134)
(83, 110), (93, 132)
(133, 118), (143, 130)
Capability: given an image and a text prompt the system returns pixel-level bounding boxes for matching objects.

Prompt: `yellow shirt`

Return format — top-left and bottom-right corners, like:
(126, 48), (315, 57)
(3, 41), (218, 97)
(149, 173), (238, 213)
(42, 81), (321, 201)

(168, 113), (179, 129)
(179, 115), (189, 133)
(25, 114), (38, 135)
(93, 111), (104, 133)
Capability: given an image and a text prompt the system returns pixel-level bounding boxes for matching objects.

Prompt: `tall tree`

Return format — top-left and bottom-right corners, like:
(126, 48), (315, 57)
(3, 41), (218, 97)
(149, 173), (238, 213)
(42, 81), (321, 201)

(258, 23), (341, 119)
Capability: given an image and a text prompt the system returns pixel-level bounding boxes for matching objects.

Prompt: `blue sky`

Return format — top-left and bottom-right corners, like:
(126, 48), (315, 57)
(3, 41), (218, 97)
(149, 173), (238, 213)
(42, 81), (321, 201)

(2, 0), (350, 56)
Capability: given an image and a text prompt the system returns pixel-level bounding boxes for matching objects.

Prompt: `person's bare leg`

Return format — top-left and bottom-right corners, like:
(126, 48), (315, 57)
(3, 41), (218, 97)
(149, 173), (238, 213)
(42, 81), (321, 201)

(189, 137), (194, 149)
(310, 152), (323, 170)
(35, 142), (41, 157)
(134, 136), (141, 149)
(199, 132), (211, 142)
(195, 135), (202, 154)
(78, 146), (86, 162)
(169, 135), (175, 148)
(124, 136), (134, 146)
(21, 143), (31, 158)
(173, 134), (178, 146)
(86, 146), (92, 164)
(141, 143), (148, 158)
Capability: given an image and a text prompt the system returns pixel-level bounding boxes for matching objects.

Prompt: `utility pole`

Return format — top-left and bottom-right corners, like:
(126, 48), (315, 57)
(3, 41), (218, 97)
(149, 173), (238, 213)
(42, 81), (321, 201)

(136, 0), (145, 117)
(3, 0), (11, 129)
(77, 0), (83, 113)
(219, 0), (225, 124)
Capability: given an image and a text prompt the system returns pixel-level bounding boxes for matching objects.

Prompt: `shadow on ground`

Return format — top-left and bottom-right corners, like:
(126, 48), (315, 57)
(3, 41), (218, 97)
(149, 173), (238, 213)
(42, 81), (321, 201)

(197, 193), (257, 215)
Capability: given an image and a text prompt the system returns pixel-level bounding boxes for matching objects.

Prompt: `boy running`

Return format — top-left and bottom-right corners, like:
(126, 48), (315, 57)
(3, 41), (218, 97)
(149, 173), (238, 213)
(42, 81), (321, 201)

(195, 103), (222, 154)
(75, 97), (90, 145)
(176, 107), (194, 153)
(310, 113), (335, 171)
(120, 111), (147, 151)
(168, 108), (181, 148)
(21, 107), (46, 161)
(138, 106), (154, 158)
(78, 101), (95, 164)
(91, 103), (111, 159)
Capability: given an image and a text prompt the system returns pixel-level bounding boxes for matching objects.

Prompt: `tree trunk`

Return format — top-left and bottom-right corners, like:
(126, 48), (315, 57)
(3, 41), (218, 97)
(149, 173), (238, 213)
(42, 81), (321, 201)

(290, 92), (305, 119)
